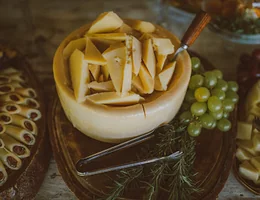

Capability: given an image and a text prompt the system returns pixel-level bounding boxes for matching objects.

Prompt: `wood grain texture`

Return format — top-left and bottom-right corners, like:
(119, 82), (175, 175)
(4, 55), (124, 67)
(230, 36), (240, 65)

(0, 0), (259, 199)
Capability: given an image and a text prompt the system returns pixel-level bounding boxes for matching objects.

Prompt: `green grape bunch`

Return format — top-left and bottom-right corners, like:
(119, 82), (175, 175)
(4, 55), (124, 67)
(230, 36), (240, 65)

(180, 57), (239, 137)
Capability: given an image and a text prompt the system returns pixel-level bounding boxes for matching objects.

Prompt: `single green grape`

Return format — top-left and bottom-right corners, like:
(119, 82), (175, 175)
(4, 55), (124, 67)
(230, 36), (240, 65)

(190, 102), (207, 116)
(223, 112), (230, 119)
(209, 109), (223, 120)
(208, 96), (222, 112)
(194, 87), (210, 102)
(210, 120), (217, 129)
(227, 81), (239, 92)
(185, 89), (196, 103)
(188, 75), (204, 90)
(204, 71), (217, 89)
(211, 88), (226, 100)
(191, 57), (201, 72)
(222, 99), (235, 112)
(200, 113), (216, 129)
(225, 90), (239, 103)
(179, 111), (193, 123)
(188, 122), (202, 137)
(217, 118), (232, 132)
(212, 69), (223, 79)
(215, 79), (228, 92)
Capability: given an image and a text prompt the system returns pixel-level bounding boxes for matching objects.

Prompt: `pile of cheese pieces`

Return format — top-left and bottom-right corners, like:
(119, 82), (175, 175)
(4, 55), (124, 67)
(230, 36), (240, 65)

(63, 11), (176, 105)
(236, 80), (260, 184)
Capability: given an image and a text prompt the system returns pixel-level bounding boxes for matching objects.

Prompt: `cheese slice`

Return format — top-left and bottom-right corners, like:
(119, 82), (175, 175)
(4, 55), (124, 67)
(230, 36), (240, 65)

(99, 74), (104, 82)
(139, 63), (154, 94)
(156, 54), (168, 72)
(132, 75), (144, 94)
(114, 23), (133, 34)
(132, 36), (142, 75)
(142, 39), (156, 78)
(237, 121), (253, 140)
(69, 49), (90, 103)
(102, 43), (126, 93)
(156, 61), (176, 91)
(132, 20), (155, 33)
(88, 11), (123, 34)
(86, 92), (143, 105)
(85, 37), (106, 65)
(239, 160), (259, 182)
(63, 38), (86, 59)
(152, 38), (175, 55)
(236, 147), (253, 162)
(122, 37), (132, 93)
(237, 140), (258, 156)
(253, 133), (260, 152)
(101, 65), (110, 81)
(250, 157), (260, 173)
(88, 81), (114, 92)
(90, 38), (118, 53)
(87, 33), (127, 41)
(89, 64), (100, 81)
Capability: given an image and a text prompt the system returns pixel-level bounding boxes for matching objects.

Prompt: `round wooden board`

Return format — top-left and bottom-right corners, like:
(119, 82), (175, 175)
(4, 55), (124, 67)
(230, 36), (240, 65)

(49, 52), (237, 200)
(0, 45), (51, 199)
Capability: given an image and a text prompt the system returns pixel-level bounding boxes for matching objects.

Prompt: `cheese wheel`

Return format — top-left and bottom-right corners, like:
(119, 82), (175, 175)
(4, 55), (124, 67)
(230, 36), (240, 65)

(53, 19), (191, 143)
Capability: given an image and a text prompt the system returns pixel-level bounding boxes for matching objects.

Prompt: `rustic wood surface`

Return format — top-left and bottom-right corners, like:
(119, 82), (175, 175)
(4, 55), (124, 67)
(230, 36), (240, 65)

(0, 0), (260, 199)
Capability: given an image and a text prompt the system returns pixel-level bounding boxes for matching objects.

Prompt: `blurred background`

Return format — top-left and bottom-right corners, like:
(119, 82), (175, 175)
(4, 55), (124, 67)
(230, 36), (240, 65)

(0, 0), (259, 199)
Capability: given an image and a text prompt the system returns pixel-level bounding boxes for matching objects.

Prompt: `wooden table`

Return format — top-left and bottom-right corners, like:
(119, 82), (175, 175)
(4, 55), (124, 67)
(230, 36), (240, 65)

(0, 0), (259, 199)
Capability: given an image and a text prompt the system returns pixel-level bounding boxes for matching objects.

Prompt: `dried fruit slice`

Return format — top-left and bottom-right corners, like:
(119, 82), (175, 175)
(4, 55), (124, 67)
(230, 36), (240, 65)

(85, 37), (106, 65)
(132, 20), (155, 33)
(102, 43), (126, 93)
(131, 37), (142, 75)
(63, 38), (86, 59)
(155, 62), (176, 91)
(88, 81), (114, 92)
(86, 92), (143, 105)
(142, 39), (156, 78)
(139, 63), (154, 94)
(88, 11), (123, 34)
(239, 160), (259, 182)
(69, 49), (90, 103)
(89, 64), (100, 81)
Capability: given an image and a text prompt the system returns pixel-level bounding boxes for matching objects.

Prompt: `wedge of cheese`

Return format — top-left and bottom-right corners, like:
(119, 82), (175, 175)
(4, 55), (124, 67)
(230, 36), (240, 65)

(102, 43), (126, 93)
(69, 49), (90, 103)
(155, 61), (176, 91)
(87, 33), (127, 41)
(250, 157), (260, 174)
(142, 39), (156, 78)
(88, 11), (123, 34)
(132, 75), (144, 94)
(114, 23), (133, 34)
(63, 38), (86, 59)
(85, 37), (106, 65)
(239, 161), (259, 182)
(86, 92), (143, 105)
(152, 38), (175, 55)
(88, 81), (114, 92)
(132, 36), (142, 75)
(156, 54), (168, 72)
(237, 140), (258, 156)
(154, 76), (164, 91)
(253, 133), (260, 152)
(122, 37), (133, 93)
(132, 20), (155, 33)
(139, 63), (154, 94)
(236, 147), (253, 162)
(89, 64), (100, 81)
(237, 121), (253, 140)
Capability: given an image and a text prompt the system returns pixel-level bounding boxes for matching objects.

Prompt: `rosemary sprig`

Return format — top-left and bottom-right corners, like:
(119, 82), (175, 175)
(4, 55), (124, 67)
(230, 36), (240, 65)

(104, 119), (199, 200)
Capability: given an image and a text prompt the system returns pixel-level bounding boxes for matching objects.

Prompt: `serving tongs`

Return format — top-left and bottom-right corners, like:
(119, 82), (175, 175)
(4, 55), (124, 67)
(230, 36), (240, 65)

(75, 10), (211, 177)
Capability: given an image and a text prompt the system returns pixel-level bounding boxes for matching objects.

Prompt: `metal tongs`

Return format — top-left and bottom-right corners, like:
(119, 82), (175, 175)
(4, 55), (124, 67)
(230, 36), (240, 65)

(75, 11), (211, 177)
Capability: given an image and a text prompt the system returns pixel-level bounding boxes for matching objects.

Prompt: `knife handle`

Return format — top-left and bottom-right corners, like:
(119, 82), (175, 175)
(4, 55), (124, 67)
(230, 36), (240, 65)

(181, 11), (211, 47)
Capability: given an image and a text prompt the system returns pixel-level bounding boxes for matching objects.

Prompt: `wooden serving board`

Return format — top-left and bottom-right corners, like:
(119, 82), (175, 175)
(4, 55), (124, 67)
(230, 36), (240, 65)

(49, 52), (237, 200)
(0, 45), (51, 199)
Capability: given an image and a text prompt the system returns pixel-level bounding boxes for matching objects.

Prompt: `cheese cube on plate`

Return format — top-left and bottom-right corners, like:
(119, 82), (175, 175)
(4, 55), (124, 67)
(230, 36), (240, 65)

(239, 160), (259, 182)
(237, 121), (253, 140)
